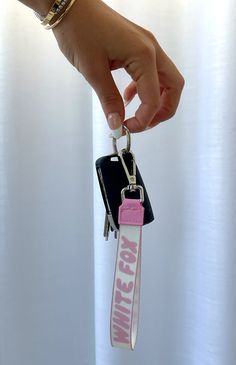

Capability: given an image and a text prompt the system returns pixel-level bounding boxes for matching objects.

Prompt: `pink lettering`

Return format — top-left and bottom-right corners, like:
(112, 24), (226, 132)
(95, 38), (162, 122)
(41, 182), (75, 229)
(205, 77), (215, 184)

(112, 324), (129, 344)
(115, 290), (132, 305)
(120, 250), (136, 263)
(115, 303), (131, 315)
(121, 236), (137, 254)
(113, 311), (130, 330)
(117, 279), (133, 293)
(119, 260), (134, 275)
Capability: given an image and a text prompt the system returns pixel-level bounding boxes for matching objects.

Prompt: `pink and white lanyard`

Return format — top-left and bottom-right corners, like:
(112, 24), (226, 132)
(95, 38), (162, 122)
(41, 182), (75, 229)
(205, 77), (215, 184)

(110, 146), (145, 350)
(95, 126), (154, 350)
(110, 196), (144, 350)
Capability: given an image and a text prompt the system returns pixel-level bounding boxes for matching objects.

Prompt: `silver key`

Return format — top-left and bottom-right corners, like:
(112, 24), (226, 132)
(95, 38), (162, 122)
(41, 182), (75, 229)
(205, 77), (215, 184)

(103, 212), (110, 241)
(104, 211), (119, 241)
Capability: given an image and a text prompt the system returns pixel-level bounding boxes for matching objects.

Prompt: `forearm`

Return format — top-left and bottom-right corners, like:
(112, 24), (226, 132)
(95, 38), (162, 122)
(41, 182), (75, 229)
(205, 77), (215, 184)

(18, 0), (55, 15)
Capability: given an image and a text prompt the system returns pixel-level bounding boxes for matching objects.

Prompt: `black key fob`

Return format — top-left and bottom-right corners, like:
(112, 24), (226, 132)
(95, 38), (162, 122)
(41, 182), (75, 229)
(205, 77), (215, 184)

(95, 152), (155, 231)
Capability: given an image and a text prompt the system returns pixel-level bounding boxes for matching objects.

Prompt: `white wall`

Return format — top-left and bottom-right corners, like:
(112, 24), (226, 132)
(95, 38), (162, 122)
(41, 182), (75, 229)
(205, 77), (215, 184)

(0, 2), (95, 365)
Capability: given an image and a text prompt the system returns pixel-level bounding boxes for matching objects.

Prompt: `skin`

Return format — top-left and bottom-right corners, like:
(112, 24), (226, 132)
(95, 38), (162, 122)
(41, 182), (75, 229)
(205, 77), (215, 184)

(19, 0), (185, 133)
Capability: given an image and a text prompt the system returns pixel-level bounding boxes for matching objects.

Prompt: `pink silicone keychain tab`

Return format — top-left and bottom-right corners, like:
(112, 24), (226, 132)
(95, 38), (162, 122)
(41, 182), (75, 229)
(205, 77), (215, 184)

(119, 198), (144, 226)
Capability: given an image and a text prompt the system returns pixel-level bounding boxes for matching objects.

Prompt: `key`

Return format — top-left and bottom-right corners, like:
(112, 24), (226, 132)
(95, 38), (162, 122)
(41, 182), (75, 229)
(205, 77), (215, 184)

(103, 211), (110, 241)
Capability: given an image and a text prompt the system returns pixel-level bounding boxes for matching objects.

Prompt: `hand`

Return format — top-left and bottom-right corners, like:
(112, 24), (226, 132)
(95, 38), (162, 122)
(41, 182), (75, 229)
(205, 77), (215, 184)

(53, 0), (185, 135)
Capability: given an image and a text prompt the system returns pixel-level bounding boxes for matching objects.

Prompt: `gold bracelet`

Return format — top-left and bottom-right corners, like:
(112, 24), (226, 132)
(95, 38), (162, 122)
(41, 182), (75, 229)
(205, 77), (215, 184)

(35, 0), (69, 26)
(44, 0), (77, 30)
(42, 0), (63, 26)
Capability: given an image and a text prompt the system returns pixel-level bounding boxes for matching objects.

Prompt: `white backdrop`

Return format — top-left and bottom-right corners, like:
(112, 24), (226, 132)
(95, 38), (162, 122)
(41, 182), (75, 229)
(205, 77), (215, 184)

(1, 1), (236, 365)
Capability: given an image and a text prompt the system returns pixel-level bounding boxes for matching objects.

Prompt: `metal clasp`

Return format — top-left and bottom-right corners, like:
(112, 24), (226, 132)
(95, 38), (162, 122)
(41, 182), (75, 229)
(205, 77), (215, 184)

(118, 147), (144, 203)
(118, 149), (136, 187)
(112, 125), (131, 154)
(112, 125), (145, 203)
(121, 185), (145, 203)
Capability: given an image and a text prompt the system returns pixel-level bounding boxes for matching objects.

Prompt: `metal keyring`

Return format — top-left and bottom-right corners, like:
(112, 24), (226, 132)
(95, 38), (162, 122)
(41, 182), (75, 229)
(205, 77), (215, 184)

(112, 125), (131, 154)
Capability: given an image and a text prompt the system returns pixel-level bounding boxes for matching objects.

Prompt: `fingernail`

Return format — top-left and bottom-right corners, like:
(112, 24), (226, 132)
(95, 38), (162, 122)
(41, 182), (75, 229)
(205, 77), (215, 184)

(107, 112), (121, 129)
(107, 113), (123, 139)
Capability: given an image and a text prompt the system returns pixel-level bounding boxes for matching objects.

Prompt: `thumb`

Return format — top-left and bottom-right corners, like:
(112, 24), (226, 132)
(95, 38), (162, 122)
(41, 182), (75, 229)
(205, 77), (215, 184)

(84, 60), (124, 138)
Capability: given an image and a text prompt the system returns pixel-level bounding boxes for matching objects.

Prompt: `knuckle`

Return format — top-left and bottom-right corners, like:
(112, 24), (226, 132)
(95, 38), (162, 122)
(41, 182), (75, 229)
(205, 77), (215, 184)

(135, 123), (147, 133)
(144, 30), (157, 44)
(158, 105), (177, 122)
(176, 74), (185, 90)
(169, 110), (176, 119)
(139, 124), (147, 132)
(165, 107), (176, 120)
(136, 24), (157, 45)
(138, 41), (156, 59)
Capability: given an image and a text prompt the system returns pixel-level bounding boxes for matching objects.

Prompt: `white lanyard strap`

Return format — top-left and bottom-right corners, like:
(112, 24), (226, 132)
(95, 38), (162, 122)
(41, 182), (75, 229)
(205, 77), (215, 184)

(110, 198), (144, 350)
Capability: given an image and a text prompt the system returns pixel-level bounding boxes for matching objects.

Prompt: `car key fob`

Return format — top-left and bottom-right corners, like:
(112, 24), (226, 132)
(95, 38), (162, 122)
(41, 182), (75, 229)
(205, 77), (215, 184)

(95, 151), (154, 231)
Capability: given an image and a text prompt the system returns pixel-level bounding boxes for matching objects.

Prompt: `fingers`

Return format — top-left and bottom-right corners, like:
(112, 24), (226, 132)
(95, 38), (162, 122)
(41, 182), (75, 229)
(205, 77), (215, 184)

(123, 81), (137, 106)
(147, 84), (183, 129)
(124, 44), (161, 132)
(148, 55), (185, 127)
(81, 42), (184, 137)
(83, 56), (125, 137)
(123, 45), (184, 133)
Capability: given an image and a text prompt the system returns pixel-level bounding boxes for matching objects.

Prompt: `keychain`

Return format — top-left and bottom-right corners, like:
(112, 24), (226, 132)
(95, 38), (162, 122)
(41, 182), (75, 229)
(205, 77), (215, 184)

(95, 126), (155, 350)
(96, 127), (154, 239)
